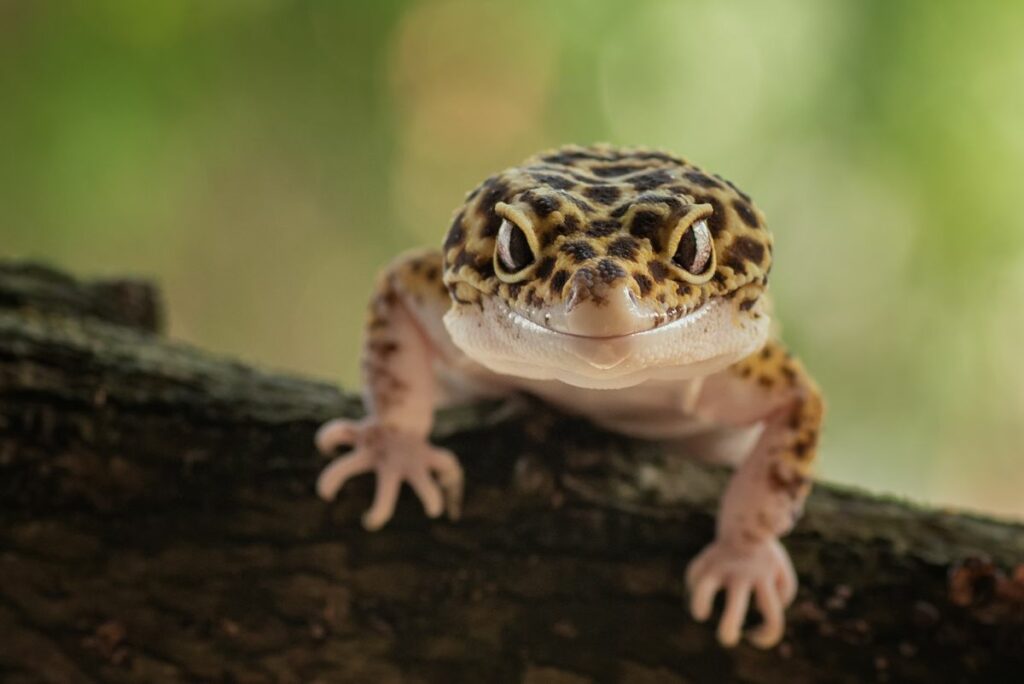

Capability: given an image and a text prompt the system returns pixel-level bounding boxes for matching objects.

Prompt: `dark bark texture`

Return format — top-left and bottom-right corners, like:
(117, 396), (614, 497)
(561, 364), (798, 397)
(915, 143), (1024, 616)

(0, 259), (1022, 684)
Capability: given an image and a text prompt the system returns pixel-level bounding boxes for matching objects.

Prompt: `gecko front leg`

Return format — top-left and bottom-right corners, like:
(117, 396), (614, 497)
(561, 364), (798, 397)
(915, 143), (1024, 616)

(687, 341), (824, 648)
(316, 250), (463, 530)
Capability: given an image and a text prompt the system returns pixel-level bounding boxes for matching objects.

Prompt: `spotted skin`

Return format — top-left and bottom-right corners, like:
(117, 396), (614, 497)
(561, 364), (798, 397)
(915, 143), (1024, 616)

(316, 145), (824, 650)
(722, 341), (823, 539)
(442, 145), (771, 322)
(361, 250), (448, 414)
(732, 342), (823, 501)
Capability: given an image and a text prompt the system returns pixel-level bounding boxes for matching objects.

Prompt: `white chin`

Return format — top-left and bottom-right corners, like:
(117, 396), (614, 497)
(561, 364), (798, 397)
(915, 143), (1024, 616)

(443, 296), (769, 390)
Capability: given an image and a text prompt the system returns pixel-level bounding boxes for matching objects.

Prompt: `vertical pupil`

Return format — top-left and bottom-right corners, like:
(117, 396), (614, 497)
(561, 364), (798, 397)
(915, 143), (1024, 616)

(506, 225), (533, 270)
(674, 228), (698, 271)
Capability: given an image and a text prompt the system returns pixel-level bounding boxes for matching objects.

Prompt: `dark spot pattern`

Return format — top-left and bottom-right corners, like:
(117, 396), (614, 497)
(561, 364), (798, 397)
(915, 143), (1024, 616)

(480, 179), (509, 209)
(541, 215), (581, 248)
(444, 213), (465, 249)
(724, 256), (747, 276)
(583, 184), (621, 205)
(535, 256), (556, 280)
(453, 249), (478, 269)
(477, 260), (495, 279)
(630, 169), (674, 192)
(648, 260), (668, 282)
(633, 273), (653, 295)
(733, 199), (759, 228)
(524, 287), (543, 309)
(585, 219), (620, 238)
(562, 241), (598, 262)
(596, 258), (627, 283)
(482, 213), (502, 238)
(527, 192), (560, 218)
(675, 282), (694, 297)
(550, 269), (570, 294)
(555, 190), (595, 213)
(730, 236), (766, 265)
(684, 171), (722, 189)
(530, 173), (576, 190)
(607, 236), (640, 260)
(634, 192), (684, 211)
(591, 164), (643, 178)
(534, 165), (605, 185)
(629, 210), (664, 252)
(610, 202), (632, 219)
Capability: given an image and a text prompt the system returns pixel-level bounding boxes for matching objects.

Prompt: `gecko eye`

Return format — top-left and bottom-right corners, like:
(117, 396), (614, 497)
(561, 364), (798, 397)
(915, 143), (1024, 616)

(673, 219), (713, 275)
(496, 219), (535, 273)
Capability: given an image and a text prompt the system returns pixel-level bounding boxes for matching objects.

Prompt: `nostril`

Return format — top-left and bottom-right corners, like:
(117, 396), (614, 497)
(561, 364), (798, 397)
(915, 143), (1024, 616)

(565, 285), (580, 312)
(566, 268), (594, 312)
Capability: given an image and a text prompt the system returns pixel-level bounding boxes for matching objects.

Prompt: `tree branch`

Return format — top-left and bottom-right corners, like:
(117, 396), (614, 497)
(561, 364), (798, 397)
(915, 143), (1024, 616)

(0, 261), (1021, 683)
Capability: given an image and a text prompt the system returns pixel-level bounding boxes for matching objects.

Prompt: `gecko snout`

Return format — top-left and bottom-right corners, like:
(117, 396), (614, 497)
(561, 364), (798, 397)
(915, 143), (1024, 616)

(562, 266), (650, 339)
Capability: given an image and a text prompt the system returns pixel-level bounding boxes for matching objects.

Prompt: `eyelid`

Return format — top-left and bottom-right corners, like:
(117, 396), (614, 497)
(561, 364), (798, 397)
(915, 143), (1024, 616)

(494, 202), (535, 237)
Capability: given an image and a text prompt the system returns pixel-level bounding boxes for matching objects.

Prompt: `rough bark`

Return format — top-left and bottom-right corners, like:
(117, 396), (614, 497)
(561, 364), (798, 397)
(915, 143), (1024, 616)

(0, 260), (163, 333)
(0, 261), (1021, 684)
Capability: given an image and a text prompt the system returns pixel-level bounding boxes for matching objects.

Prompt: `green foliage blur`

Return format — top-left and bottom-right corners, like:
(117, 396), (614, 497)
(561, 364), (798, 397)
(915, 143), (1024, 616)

(2, 0), (1022, 516)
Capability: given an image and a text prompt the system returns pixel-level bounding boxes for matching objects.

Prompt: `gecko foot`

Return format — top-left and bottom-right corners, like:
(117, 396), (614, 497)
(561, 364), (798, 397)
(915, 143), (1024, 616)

(315, 418), (464, 530)
(685, 537), (797, 649)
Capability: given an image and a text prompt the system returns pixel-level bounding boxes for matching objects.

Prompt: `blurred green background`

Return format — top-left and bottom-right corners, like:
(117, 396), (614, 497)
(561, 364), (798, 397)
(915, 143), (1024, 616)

(2, 0), (1022, 516)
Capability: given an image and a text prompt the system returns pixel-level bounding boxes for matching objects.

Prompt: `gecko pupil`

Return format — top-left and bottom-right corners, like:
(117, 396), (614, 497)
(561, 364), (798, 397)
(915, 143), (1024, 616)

(505, 224), (534, 271)
(674, 228), (699, 272)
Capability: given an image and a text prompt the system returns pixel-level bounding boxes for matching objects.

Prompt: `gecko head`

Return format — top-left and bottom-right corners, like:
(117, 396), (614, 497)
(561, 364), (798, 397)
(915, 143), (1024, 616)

(440, 145), (772, 389)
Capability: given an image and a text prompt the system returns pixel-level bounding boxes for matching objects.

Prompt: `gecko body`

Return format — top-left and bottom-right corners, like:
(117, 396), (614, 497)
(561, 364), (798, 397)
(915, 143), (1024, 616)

(316, 145), (824, 648)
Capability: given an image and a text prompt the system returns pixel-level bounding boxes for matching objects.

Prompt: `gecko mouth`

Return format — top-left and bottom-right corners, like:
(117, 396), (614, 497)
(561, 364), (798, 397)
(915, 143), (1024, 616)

(496, 298), (716, 371)
(444, 292), (767, 388)
(503, 299), (715, 343)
